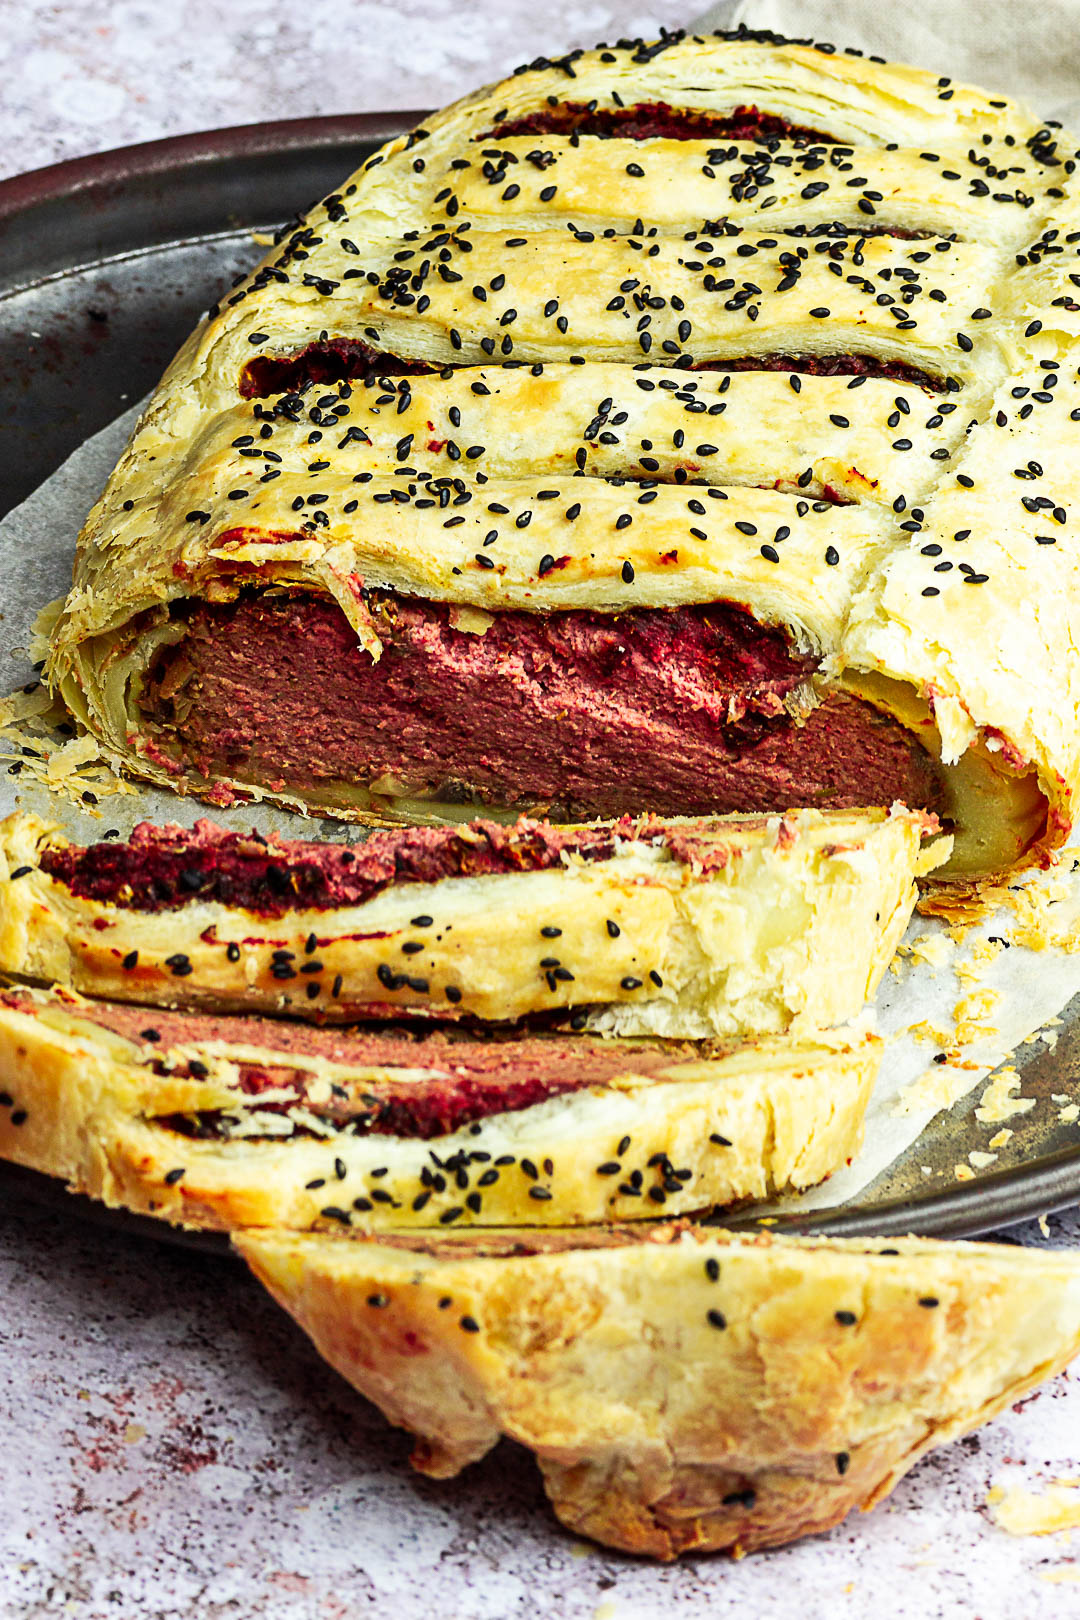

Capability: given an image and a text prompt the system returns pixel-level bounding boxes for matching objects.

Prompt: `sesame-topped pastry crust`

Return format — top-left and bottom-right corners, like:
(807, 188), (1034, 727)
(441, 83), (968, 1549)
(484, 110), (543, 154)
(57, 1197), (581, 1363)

(44, 26), (1080, 888)
(235, 1220), (1080, 1559)
(0, 983), (879, 1232)
(0, 805), (945, 1037)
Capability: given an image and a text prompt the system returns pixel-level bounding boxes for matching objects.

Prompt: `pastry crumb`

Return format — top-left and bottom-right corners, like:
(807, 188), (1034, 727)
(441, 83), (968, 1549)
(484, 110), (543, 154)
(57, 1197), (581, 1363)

(907, 932), (954, 970)
(953, 988), (1001, 1046)
(988, 1478), (1080, 1536)
(907, 1020), (953, 1048)
(975, 1068), (1037, 1124)
(894, 1064), (976, 1117)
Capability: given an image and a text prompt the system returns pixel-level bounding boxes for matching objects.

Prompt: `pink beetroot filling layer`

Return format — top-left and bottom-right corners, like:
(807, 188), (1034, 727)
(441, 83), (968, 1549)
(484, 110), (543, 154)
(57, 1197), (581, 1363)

(40, 815), (621, 914)
(140, 590), (943, 822)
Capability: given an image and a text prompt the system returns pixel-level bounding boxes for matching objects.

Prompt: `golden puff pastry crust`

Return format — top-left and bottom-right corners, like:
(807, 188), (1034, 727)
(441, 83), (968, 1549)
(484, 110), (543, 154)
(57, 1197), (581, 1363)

(0, 805), (945, 1039)
(0, 983), (878, 1232)
(43, 27), (1080, 884)
(234, 1221), (1080, 1560)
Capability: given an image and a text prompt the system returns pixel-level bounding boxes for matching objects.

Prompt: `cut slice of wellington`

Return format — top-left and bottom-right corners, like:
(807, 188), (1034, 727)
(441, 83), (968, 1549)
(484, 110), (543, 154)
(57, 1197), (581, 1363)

(0, 983), (879, 1231)
(46, 32), (1080, 897)
(235, 1222), (1080, 1559)
(0, 805), (945, 1037)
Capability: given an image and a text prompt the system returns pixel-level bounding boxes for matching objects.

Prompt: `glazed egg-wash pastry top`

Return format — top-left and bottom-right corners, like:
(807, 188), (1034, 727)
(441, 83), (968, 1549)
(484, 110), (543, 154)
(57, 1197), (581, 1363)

(46, 27), (1080, 886)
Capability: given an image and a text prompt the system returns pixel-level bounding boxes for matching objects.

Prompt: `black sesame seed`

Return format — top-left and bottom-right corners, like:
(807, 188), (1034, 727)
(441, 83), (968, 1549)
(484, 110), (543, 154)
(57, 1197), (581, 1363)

(460, 1315), (480, 1332)
(918, 1295), (940, 1308)
(122, 951), (139, 971)
(835, 1310), (857, 1326)
(836, 1452), (850, 1476)
(705, 1258), (720, 1281)
(825, 545), (840, 566)
(163, 1168), (186, 1186)
(707, 1309), (727, 1330)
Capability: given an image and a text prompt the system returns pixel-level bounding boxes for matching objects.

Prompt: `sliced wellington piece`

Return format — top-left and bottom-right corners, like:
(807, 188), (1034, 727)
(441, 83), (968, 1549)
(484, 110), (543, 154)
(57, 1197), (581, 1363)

(235, 1222), (1080, 1560)
(0, 807), (946, 1037)
(44, 31), (1080, 887)
(0, 984), (878, 1231)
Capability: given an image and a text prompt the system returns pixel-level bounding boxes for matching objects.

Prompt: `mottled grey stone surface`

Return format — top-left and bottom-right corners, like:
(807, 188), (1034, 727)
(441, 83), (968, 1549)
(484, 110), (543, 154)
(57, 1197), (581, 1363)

(0, 0), (692, 181)
(3, 3), (1080, 1613)
(3, 1197), (1080, 1619)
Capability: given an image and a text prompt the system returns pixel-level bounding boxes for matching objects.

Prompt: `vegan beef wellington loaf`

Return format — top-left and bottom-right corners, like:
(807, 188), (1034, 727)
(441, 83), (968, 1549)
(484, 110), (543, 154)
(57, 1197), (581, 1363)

(44, 29), (1080, 888)
(0, 806), (945, 1038)
(235, 1221), (1080, 1559)
(0, 984), (878, 1231)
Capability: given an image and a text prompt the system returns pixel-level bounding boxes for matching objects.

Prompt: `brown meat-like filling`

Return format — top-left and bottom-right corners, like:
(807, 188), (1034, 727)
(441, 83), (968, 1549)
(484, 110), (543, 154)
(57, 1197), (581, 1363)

(139, 590), (943, 821)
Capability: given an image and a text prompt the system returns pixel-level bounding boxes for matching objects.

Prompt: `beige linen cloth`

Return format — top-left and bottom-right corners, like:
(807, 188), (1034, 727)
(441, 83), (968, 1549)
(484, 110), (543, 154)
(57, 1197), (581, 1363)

(694, 0), (1080, 122)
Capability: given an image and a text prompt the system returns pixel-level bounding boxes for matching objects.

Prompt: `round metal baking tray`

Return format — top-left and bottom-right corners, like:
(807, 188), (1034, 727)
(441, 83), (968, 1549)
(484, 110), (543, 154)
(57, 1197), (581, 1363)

(1, 116), (1079, 1247)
